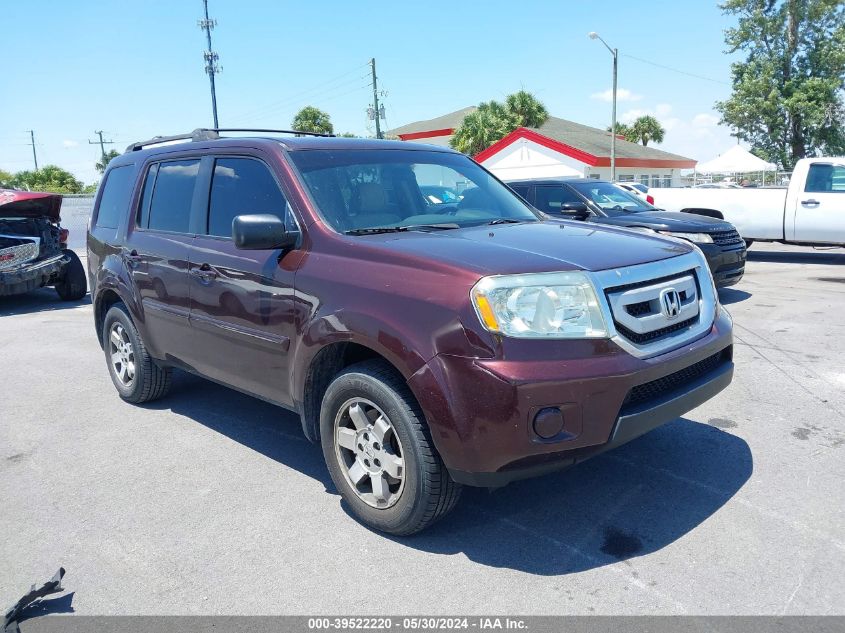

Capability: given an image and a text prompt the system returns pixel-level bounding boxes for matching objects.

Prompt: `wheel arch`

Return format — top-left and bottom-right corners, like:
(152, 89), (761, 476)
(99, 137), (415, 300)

(680, 207), (725, 220)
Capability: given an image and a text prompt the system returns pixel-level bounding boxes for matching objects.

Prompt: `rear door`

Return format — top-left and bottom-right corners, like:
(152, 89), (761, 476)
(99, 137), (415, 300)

(186, 154), (301, 407)
(123, 157), (204, 363)
(792, 162), (845, 244)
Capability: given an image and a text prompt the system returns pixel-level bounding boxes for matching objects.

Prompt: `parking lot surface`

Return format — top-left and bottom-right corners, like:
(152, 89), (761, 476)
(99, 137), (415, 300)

(1, 243), (844, 615)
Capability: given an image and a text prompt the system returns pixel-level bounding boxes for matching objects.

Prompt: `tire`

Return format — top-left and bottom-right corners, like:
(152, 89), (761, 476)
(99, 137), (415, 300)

(320, 360), (462, 535)
(102, 302), (171, 403)
(744, 239), (753, 249)
(55, 250), (87, 301)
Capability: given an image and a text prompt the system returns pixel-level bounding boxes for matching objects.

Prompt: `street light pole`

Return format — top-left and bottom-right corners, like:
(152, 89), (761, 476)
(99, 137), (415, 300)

(589, 32), (618, 181)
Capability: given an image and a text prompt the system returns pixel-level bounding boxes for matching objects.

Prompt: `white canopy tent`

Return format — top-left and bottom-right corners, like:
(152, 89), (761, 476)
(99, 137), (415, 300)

(694, 145), (778, 185)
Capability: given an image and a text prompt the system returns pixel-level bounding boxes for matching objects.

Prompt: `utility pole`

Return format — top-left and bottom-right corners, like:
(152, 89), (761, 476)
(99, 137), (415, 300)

(88, 130), (114, 162)
(589, 32), (618, 181)
(26, 130), (38, 170)
(370, 58), (382, 139)
(198, 0), (220, 128)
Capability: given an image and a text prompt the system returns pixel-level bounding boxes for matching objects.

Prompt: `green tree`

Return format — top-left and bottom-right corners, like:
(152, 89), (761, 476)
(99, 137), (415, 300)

(95, 149), (121, 174)
(10, 165), (84, 194)
(450, 92), (549, 155)
(449, 104), (514, 155)
(608, 122), (633, 139)
(716, 0), (845, 168)
(627, 115), (666, 146)
(504, 90), (549, 128)
(291, 106), (334, 135)
(0, 169), (13, 188)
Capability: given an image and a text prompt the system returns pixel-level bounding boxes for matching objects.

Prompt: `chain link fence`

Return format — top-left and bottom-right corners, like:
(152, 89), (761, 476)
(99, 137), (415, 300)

(60, 194), (95, 251)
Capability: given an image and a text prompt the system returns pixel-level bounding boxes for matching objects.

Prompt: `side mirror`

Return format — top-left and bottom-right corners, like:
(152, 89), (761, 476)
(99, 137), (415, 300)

(232, 214), (298, 250)
(559, 201), (591, 221)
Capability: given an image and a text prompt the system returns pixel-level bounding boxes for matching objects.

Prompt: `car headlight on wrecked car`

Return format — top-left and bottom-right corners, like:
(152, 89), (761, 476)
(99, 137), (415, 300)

(659, 231), (714, 244)
(471, 271), (608, 338)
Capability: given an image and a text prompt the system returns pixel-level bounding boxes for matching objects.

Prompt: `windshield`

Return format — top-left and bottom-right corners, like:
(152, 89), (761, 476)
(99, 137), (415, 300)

(288, 149), (538, 233)
(570, 181), (655, 216)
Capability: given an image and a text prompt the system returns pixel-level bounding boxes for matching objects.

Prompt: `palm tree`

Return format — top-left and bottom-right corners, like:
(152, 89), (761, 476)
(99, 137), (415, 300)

(505, 90), (549, 128)
(450, 92), (550, 155)
(628, 115), (666, 146)
(449, 107), (513, 155)
(291, 106), (334, 135)
(95, 149), (121, 174)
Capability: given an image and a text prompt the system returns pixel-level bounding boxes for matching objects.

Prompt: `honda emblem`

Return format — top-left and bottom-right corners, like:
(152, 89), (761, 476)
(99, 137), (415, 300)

(660, 288), (681, 320)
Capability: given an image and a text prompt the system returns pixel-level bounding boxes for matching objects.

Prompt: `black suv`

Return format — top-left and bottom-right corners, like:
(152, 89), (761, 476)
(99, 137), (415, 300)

(508, 179), (746, 287)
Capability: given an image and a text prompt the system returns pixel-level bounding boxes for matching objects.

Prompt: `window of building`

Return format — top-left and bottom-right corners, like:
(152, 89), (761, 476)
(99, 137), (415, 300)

(617, 175), (635, 182)
(639, 175), (649, 186)
(651, 175), (661, 188)
(208, 158), (288, 237)
(663, 176), (673, 188)
(145, 160), (200, 233)
(95, 165), (134, 229)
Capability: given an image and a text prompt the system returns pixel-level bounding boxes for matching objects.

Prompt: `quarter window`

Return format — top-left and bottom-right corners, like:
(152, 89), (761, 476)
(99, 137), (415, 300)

(95, 165), (134, 229)
(146, 159), (200, 233)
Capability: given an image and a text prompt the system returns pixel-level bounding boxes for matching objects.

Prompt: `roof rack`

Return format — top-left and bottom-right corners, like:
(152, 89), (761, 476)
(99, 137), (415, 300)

(125, 127), (334, 152)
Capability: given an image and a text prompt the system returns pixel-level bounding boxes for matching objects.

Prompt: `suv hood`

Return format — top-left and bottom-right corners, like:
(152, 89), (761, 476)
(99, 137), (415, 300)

(0, 190), (62, 221)
(364, 220), (691, 276)
(596, 210), (734, 233)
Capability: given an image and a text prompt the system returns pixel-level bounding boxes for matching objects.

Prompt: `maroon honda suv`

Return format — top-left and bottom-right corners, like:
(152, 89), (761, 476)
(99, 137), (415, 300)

(87, 129), (733, 535)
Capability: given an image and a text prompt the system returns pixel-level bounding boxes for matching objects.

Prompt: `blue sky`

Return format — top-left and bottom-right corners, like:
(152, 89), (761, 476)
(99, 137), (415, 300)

(1, 0), (741, 184)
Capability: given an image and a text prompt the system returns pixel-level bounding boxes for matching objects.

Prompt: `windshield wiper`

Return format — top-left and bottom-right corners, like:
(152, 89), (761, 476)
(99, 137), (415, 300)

(345, 223), (460, 235)
(487, 218), (525, 225)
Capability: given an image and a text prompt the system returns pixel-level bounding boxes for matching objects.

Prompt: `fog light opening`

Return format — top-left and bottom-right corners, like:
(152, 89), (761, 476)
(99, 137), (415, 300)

(533, 407), (565, 439)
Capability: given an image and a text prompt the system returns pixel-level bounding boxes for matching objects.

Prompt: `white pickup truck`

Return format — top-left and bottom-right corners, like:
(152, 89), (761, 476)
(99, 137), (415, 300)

(650, 157), (845, 246)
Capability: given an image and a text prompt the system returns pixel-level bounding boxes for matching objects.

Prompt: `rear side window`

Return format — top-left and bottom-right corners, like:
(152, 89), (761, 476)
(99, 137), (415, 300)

(208, 158), (287, 237)
(95, 165), (134, 229)
(146, 160), (200, 233)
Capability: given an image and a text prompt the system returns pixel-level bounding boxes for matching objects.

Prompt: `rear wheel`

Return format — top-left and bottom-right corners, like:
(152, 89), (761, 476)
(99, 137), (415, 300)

(55, 250), (87, 301)
(320, 360), (462, 535)
(102, 303), (171, 403)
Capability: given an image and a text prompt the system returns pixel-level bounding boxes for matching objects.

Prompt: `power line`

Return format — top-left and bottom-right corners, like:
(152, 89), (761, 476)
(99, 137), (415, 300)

(231, 65), (370, 122)
(621, 53), (731, 86)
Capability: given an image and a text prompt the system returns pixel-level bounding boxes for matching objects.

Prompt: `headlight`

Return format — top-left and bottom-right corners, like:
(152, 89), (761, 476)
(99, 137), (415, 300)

(471, 271), (608, 338)
(659, 231), (713, 244)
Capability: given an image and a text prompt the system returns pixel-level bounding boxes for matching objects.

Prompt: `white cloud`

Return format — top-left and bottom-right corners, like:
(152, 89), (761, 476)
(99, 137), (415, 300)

(620, 109), (648, 124)
(591, 88), (642, 103)
(692, 113), (720, 128)
(62, 140), (78, 148)
(655, 103), (673, 117)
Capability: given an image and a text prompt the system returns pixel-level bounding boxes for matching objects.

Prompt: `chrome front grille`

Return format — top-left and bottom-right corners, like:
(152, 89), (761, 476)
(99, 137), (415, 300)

(709, 229), (744, 248)
(606, 272), (699, 340)
(590, 252), (717, 359)
(0, 237), (40, 271)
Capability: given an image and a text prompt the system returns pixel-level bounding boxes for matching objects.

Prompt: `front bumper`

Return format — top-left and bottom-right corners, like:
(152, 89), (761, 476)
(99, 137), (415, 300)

(700, 244), (746, 287)
(0, 254), (67, 297)
(408, 309), (734, 487)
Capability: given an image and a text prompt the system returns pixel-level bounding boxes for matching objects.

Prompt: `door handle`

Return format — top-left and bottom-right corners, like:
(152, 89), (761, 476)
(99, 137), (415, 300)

(801, 199), (820, 206)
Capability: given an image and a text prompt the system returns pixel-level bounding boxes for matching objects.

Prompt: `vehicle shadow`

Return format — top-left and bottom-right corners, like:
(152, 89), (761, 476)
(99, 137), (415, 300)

(142, 371), (331, 487)
(384, 418), (752, 575)
(0, 288), (91, 317)
(143, 373), (752, 576)
(746, 249), (844, 265)
(718, 288), (752, 305)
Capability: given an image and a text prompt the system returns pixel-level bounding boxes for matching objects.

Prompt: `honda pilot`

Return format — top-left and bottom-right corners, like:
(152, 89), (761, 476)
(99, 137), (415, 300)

(87, 129), (734, 535)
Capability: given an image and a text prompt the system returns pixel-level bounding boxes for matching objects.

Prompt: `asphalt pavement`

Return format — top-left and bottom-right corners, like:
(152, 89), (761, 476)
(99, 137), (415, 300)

(1, 243), (843, 615)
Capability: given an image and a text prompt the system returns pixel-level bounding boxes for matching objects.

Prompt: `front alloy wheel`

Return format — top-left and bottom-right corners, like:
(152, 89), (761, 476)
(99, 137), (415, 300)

(334, 398), (405, 509)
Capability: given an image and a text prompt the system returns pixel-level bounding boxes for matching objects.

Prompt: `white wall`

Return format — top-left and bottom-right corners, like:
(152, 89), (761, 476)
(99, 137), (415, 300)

(481, 138), (587, 181)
